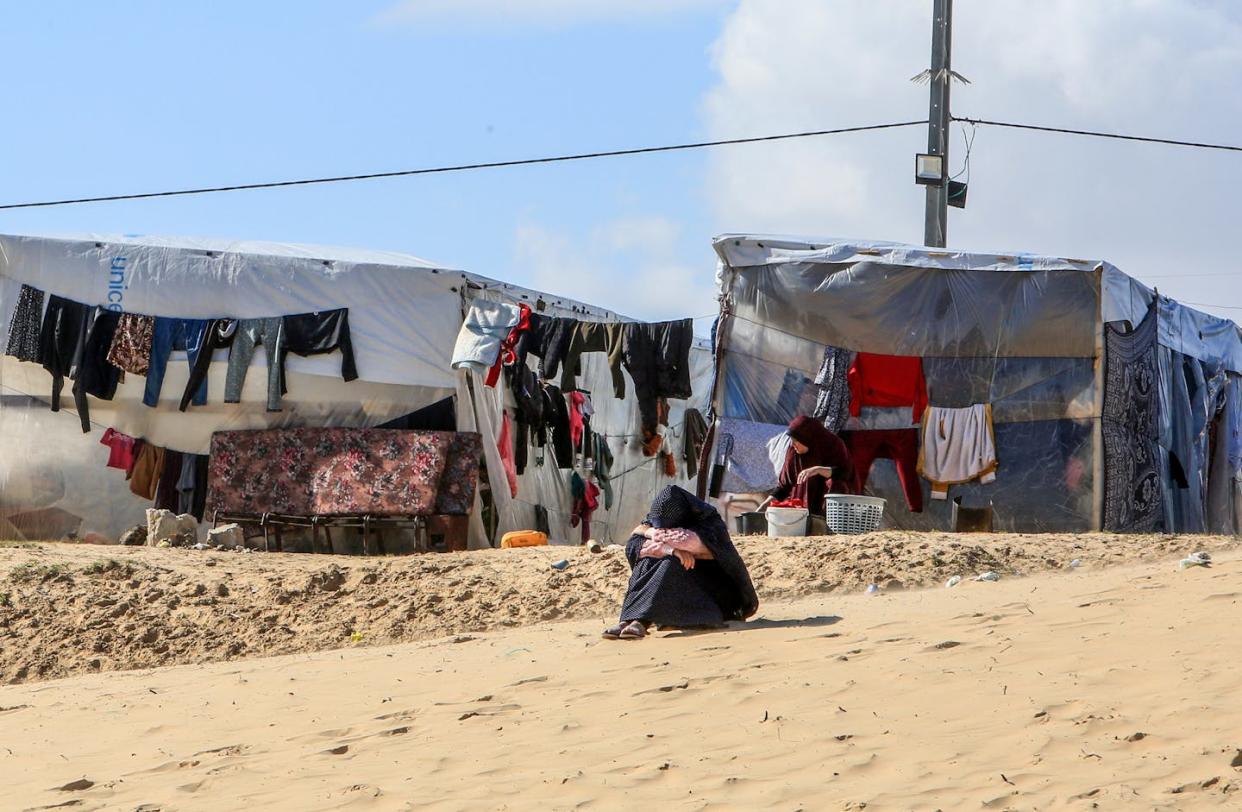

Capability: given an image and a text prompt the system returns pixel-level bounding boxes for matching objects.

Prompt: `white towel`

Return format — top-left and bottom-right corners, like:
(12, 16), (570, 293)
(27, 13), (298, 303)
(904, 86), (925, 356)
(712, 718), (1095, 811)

(451, 301), (521, 372)
(918, 404), (997, 498)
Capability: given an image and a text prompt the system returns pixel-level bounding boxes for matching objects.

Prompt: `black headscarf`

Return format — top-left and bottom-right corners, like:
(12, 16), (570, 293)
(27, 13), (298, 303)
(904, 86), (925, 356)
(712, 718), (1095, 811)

(634, 486), (759, 620)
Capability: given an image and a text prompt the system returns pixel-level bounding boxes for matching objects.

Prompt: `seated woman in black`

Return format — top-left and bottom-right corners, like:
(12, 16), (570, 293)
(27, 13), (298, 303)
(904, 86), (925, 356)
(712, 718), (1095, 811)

(603, 485), (758, 640)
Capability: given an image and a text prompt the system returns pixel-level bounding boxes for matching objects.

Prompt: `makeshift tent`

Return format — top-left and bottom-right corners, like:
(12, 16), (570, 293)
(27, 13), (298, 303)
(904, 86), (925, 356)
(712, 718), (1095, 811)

(706, 234), (1242, 533)
(0, 233), (709, 546)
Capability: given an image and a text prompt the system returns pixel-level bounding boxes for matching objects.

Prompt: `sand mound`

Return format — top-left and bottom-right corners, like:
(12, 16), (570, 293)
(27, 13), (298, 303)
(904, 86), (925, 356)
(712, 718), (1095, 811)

(1, 532), (1235, 683)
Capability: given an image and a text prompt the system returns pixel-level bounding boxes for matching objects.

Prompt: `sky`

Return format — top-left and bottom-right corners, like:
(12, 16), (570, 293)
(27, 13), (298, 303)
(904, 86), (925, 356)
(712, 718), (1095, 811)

(2, 1), (1241, 326)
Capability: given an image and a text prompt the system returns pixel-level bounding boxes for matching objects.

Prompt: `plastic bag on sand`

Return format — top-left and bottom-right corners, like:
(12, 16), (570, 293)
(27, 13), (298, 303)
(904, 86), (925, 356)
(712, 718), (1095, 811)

(1179, 551), (1212, 569)
(974, 571), (1001, 582)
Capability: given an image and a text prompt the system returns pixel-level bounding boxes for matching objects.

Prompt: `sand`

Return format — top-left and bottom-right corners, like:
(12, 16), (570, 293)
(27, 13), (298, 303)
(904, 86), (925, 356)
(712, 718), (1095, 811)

(1, 532), (1238, 683)
(3, 537), (1242, 810)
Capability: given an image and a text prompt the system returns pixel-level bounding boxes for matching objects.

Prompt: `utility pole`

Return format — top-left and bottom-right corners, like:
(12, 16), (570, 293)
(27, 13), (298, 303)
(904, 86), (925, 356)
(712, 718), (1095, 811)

(923, 0), (953, 248)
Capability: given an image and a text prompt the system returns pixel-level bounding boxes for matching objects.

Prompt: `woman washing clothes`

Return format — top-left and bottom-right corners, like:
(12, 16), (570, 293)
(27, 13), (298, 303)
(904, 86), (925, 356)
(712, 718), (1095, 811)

(604, 485), (758, 640)
(759, 415), (856, 517)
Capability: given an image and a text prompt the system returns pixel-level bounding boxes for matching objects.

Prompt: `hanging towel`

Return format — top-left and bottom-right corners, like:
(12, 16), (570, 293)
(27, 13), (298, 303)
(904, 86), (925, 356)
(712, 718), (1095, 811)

(918, 404), (997, 500)
(452, 300), (521, 373)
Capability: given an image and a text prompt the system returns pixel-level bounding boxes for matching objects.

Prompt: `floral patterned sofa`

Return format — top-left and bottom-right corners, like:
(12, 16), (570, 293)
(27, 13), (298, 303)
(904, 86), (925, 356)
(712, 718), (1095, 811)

(206, 428), (482, 552)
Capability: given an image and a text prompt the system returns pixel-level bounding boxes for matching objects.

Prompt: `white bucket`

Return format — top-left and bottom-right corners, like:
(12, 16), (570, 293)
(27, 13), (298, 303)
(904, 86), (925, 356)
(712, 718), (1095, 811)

(765, 506), (809, 538)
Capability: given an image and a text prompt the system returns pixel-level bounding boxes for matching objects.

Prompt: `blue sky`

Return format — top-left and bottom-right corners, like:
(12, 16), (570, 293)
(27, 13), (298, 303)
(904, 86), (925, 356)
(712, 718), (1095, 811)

(0, 1), (729, 321)
(4, 1), (1242, 324)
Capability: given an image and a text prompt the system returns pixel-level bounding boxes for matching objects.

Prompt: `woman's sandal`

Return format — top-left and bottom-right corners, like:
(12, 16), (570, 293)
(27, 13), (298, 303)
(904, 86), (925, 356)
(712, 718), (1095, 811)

(602, 622), (627, 640)
(618, 621), (647, 640)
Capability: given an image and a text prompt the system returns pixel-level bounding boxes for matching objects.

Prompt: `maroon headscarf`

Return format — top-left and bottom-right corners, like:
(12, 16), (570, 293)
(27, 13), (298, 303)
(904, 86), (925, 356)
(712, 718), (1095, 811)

(774, 415), (856, 515)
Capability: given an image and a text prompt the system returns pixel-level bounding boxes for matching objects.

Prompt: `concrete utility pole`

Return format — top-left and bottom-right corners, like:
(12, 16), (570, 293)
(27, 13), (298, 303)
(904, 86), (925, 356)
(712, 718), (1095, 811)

(923, 0), (953, 248)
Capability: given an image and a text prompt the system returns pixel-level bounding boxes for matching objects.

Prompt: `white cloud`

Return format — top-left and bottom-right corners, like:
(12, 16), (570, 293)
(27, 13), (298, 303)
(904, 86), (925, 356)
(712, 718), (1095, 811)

(513, 216), (716, 325)
(375, 0), (730, 30)
(702, 0), (1242, 316)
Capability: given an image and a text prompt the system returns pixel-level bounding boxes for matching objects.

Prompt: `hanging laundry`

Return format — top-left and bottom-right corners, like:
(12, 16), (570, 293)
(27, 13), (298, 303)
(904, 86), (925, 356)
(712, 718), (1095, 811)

(568, 390), (587, 447)
(106, 313), (155, 376)
(848, 352), (928, 424)
(154, 449), (185, 512)
(843, 429), (924, 512)
(560, 321), (626, 397)
(585, 431), (615, 510)
(127, 441), (165, 501)
(533, 316), (579, 381)
(37, 295), (92, 429)
(623, 319), (694, 450)
(498, 411), (520, 498)
(683, 408), (709, 479)
(4, 283), (44, 362)
(813, 345), (855, 433)
(918, 404), (998, 500)
(661, 449), (677, 478)
(570, 471), (601, 544)
(225, 317), (283, 410)
(487, 303), (532, 387)
(540, 384), (574, 469)
(280, 308), (358, 393)
(1101, 299), (1163, 533)
(452, 300), (521, 373)
(508, 363), (544, 474)
(176, 454), (198, 516)
(75, 308), (125, 407)
(181, 318), (237, 412)
(100, 428), (138, 472)
(144, 317), (210, 408)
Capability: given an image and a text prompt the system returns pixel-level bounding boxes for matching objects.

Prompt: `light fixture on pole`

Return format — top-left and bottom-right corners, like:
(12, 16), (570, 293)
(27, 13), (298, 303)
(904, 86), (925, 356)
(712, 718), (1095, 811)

(914, 153), (945, 186)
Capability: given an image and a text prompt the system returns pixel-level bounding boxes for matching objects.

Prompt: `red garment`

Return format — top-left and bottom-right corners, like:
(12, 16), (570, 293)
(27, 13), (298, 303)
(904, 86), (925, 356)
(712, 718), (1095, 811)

(498, 412), (519, 498)
(847, 353), (928, 423)
(100, 428), (138, 472)
(843, 428), (924, 513)
(570, 475), (601, 543)
(486, 304), (532, 387)
(568, 391), (585, 447)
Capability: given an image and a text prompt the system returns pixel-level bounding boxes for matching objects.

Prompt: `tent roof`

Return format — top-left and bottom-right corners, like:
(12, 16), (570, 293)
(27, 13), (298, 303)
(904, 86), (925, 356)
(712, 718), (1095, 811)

(713, 233), (1105, 273)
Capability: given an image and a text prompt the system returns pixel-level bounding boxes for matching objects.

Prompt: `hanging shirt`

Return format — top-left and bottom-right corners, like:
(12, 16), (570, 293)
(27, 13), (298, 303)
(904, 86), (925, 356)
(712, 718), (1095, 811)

(100, 428), (137, 472)
(848, 352), (928, 424)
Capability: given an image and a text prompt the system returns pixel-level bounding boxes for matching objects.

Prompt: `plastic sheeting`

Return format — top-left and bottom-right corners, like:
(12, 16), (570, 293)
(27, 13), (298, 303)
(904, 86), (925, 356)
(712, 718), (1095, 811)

(726, 261), (1099, 359)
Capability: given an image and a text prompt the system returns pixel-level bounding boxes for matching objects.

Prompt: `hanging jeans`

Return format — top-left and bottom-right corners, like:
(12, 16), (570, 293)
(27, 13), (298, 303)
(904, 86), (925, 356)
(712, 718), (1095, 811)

(225, 317), (284, 411)
(37, 295), (92, 429)
(144, 317), (209, 408)
(844, 428), (924, 512)
(180, 318), (237, 412)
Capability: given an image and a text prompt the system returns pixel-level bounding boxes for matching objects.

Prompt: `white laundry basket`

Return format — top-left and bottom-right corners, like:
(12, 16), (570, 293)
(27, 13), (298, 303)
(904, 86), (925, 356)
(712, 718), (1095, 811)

(824, 494), (886, 535)
(765, 506), (809, 538)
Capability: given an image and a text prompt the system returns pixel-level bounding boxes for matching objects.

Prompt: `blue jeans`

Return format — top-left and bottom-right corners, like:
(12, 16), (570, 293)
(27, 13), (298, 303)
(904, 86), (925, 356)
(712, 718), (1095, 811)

(143, 317), (209, 408)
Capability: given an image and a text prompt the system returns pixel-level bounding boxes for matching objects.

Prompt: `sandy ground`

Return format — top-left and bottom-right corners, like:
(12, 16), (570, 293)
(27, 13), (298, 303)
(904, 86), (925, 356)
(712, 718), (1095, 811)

(1, 532), (1239, 683)
(3, 546), (1241, 810)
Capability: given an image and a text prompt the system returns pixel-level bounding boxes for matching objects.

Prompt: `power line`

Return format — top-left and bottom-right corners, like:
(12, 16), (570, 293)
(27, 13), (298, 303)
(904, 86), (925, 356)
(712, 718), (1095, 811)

(0, 120), (927, 211)
(1179, 300), (1242, 311)
(954, 117), (1242, 154)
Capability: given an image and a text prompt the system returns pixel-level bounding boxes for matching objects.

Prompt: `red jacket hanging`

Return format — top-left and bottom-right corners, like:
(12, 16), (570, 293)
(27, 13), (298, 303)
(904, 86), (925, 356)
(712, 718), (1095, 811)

(847, 352), (928, 423)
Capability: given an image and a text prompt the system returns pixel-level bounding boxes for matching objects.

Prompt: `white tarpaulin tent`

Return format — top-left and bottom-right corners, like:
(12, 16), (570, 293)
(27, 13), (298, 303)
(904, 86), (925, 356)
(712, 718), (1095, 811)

(0, 233), (709, 547)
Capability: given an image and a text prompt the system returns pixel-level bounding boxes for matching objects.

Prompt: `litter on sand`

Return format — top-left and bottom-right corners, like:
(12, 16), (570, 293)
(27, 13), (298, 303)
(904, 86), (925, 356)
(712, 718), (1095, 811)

(974, 571), (1001, 582)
